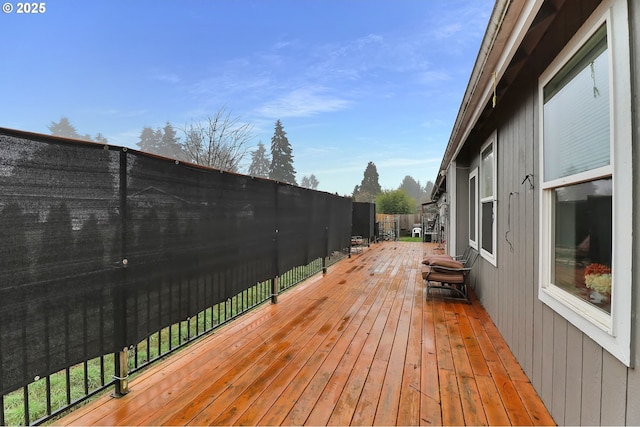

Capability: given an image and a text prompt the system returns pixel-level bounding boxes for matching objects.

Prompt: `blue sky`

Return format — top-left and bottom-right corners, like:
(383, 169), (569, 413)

(1, 0), (493, 196)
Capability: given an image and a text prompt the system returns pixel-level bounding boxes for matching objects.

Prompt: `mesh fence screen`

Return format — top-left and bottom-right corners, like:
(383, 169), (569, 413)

(0, 129), (351, 395)
(352, 202), (375, 240)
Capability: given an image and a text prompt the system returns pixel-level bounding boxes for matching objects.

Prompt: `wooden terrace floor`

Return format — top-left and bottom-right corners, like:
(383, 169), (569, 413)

(56, 242), (554, 426)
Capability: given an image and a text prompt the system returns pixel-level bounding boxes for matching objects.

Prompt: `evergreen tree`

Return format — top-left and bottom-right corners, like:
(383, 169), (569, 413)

(247, 142), (270, 178)
(424, 180), (435, 200)
(357, 161), (382, 202)
(137, 123), (182, 159)
(300, 174), (319, 190)
(399, 175), (423, 204)
(423, 180), (438, 215)
(48, 117), (107, 143)
(137, 127), (161, 153)
(160, 122), (183, 159)
(48, 117), (81, 139)
(94, 133), (109, 144)
(269, 120), (296, 185)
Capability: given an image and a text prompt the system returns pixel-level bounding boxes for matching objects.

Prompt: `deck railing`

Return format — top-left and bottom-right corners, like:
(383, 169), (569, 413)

(0, 128), (352, 426)
(0, 251), (347, 426)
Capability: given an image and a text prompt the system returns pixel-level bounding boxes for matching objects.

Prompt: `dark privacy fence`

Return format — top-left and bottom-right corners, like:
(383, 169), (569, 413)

(0, 128), (352, 397)
(351, 202), (375, 242)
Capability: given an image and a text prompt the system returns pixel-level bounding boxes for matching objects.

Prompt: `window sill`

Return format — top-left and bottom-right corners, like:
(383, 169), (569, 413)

(538, 285), (631, 367)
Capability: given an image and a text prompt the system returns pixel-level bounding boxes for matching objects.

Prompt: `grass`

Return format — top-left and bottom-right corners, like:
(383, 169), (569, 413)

(2, 254), (344, 426)
(3, 355), (115, 426)
(399, 236), (423, 242)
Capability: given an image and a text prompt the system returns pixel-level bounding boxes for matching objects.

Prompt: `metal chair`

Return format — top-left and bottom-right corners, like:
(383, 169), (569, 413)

(422, 249), (478, 304)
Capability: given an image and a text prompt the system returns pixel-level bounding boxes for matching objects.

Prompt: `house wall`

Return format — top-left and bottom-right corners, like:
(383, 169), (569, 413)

(451, 0), (640, 424)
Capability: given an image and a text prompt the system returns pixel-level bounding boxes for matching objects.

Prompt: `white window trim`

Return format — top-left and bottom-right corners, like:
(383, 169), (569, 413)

(480, 131), (497, 266)
(537, 0), (633, 367)
(447, 161), (457, 257)
(469, 168), (478, 249)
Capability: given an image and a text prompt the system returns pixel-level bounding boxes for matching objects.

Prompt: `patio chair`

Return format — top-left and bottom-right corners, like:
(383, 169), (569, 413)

(422, 245), (472, 266)
(422, 248), (478, 304)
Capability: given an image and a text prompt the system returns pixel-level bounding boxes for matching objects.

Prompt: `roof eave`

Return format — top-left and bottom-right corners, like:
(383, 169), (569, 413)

(431, 0), (544, 200)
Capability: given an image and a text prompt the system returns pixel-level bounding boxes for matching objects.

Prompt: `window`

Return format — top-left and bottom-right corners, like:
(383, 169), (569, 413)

(480, 132), (497, 265)
(538, 0), (633, 366)
(469, 168), (478, 249)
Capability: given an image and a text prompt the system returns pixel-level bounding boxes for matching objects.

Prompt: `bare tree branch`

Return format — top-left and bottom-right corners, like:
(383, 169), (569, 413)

(179, 108), (254, 172)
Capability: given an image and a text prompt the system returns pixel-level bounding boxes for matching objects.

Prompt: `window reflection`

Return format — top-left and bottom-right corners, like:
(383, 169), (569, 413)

(552, 178), (612, 313)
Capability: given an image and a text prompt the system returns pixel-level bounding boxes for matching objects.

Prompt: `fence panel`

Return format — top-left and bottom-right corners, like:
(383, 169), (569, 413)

(0, 133), (120, 396)
(0, 128), (353, 408)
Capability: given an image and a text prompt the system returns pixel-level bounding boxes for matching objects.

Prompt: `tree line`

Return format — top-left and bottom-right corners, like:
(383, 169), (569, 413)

(351, 161), (435, 215)
(47, 114), (319, 190)
(47, 115), (435, 206)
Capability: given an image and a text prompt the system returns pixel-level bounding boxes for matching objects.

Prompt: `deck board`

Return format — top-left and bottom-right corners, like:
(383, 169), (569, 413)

(56, 242), (555, 426)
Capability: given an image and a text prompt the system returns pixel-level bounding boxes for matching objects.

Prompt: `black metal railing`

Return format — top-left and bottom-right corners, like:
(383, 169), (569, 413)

(0, 251), (347, 426)
(0, 128), (353, 426)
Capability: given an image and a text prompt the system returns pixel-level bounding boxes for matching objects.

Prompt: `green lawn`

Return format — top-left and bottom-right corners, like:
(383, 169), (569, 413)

(399, 236), (423, 242)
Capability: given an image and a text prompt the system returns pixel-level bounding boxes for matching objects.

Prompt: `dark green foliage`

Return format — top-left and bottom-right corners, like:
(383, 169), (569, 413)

(48, 117), (80, 139)
(137, 122), (182, 160)
(399, 175), (423, 204)
(137, 127), (162, 153)
(425, 180), (435, 200)
(248, 142), (271, 178)
(376, 189), (415, 214)
(361, 162), (382, 195)
(48, 117), (108, 143)
(300, 174), (319, 190)
(160, 122), (183, 160)
(269, 120), (296, 185)
(94, 133), (109, 144)
(353, 162), (381, 202)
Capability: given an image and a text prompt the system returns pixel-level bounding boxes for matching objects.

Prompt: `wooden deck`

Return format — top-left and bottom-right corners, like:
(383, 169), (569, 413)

(56, 242), (555, 426)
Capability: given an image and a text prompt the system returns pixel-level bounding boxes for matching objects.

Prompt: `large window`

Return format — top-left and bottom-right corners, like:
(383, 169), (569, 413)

(469, 168), (478, 249)
(538, 0), (632, 366)
(480, 133), (497, 265)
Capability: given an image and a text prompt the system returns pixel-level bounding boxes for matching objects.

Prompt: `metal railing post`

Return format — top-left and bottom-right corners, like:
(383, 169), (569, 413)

(112, 347), (130, 396)
(271, 276), (279, 304)
(112, 148), (130, 398)
(322, 257), (327, 275)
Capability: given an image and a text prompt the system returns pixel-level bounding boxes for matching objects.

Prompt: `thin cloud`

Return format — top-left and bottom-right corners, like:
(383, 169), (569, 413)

(80, 107), (149, 118)
(417, 70), (452, 84)
(257, 86), (351, 119)
(434, 23), (463, 40)
(271, 40), (299, 50)
(189, 74), (271, 98)
(153, 72), (181, 84)
(377, 157), (441, 168)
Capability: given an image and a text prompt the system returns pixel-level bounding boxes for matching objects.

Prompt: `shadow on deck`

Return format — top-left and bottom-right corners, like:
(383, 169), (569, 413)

(56, 242), (554, 426)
